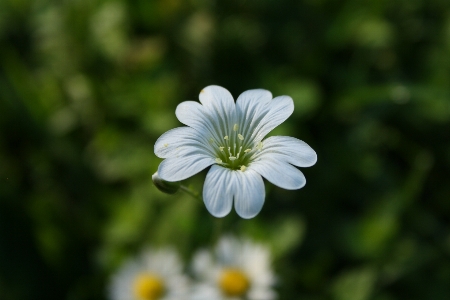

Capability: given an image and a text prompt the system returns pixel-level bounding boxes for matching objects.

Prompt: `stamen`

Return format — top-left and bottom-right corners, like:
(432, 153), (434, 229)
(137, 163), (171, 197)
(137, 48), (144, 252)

(219, 146), (225, 152)
(215, 158), (223, 164)
(224, 136), (229, 140)
(256, 141), (263, 150)
(233, 124), (238, 131)
(240, 165), (247, 171)
(238, 134), (244, 141)
(244, 149), (252, 153)
(236, 146), (242, 159)
(163, 143), (168, 147)
(229, 156), (237, 161)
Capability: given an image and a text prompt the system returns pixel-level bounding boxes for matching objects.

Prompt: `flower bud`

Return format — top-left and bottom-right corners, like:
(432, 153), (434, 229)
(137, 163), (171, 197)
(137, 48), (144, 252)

(152, 172), (180, 194)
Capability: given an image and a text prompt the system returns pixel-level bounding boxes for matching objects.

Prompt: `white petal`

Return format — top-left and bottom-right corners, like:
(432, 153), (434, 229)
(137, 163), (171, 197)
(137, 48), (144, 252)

(199, 85), (236, 137)
(199, 85), (235, 115)
(255, 136), (317, 167)
(250, 95), (294, 141)
(202, 165), (235, 218)
(175, 101), (206, 129)
(242, 245), (274, 284)
(236, 89), (272, 137)
(190, 284), (221, 300)
(154, 127), (214, 158)
(249, 158), (306, 190)
(175, 101), (223, 142)
(158, 155), (214, 181)
(216, 236), (238, 264)
(234, 169), (265, 219)
(247, 288), (277, 300)
(191, 250), (214, 279)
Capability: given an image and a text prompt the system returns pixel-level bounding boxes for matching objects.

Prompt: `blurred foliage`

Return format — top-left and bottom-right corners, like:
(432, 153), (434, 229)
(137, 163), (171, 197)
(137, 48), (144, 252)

(1, 0), (450, 299)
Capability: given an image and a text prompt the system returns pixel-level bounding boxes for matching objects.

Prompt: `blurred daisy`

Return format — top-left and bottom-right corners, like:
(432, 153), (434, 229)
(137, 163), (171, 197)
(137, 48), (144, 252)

(191, 236), (276, 300)
(154, 85), (317, 219)
(108, 248), (189, 300)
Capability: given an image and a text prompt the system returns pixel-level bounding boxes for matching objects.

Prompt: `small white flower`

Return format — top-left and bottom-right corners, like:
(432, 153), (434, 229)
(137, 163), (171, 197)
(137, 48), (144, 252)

(154, 85), (317, 218)
(191, 236), (277, 300)
(108, 248), (189, 300)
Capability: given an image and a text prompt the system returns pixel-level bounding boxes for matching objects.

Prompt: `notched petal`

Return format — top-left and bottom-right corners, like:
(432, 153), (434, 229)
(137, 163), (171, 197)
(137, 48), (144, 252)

(203, 165), (235, 218)
(199, 85), (235, 110)
(198, 85), (237, 133)
(234, 170), (265, 219)
(251, 95), (294, 141)
(250, 158), (306, 190)
(158, 155), (214, 182)
(154, 127), (212, 158)
(236, 89), (273, 137)
(175, 101), (209, 132)
(256, 136), (317, 167)
(236, 89), (272, 115)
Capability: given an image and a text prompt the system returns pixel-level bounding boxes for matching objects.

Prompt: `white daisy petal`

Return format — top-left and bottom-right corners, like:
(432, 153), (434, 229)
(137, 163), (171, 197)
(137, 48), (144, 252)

(250, 158), (306, 190)
(158, 155), (215, 182)
(203, 165), (235, 218)
(254, 136), (317, 167)
(154, 127), (214, 158)
(191, 236), (277, 300)
(251, 95), (294, 141)
(192, 250), (215, 280)
(108, 248), (189, 300)
(216, 236), (237, 265)
(248, 288), (277, 300)
(234, 169), (265, 219)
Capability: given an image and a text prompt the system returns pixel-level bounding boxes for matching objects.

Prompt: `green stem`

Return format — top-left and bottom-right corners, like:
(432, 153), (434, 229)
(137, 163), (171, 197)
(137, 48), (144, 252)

(179, 185), (202, 202)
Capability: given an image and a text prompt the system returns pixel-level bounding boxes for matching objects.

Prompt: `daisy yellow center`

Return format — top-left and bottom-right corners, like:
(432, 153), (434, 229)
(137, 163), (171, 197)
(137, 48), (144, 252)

(212, 123), (262, 171)
(133, 273), (165, 300)
(219, 268), (251, 297)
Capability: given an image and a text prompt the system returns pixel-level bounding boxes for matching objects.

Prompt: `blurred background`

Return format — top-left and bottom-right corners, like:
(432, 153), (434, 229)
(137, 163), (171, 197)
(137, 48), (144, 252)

(1, 0), (450, 299)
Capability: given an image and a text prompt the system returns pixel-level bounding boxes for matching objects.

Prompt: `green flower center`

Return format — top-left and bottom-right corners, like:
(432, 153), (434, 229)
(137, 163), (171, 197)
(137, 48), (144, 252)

(210, 123), (261, 170)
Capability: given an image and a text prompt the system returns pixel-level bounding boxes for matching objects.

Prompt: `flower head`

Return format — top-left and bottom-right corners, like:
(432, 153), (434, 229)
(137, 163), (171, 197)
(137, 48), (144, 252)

(154, 85), (317, 218)
(191, 236), (277, 300)
(108, 248), (189, 300)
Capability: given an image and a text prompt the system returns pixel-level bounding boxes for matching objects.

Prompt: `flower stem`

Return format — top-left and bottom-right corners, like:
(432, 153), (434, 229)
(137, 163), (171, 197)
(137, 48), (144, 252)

(180, 185), (202, 202)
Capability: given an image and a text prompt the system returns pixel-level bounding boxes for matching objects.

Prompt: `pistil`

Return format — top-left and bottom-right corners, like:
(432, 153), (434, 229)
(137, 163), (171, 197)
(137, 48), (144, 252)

(212, 123), (259, 170)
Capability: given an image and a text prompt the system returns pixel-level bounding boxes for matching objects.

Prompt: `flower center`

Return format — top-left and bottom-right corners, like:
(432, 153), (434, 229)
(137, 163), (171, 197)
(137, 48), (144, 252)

(218, 268), (251, 297)
(211, 123), (261, 170)
(133, 273), (165, 300)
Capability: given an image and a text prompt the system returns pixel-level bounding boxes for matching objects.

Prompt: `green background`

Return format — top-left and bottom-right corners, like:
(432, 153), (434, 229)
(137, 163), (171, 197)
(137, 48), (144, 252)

(1, 0), (450, 299)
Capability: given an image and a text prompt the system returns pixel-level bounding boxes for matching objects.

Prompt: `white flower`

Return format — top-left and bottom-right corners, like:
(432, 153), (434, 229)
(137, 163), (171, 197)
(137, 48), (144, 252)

(108, 248), (190, 300)
(191, 236), (277, 300)
(154, 85), (317, 218)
